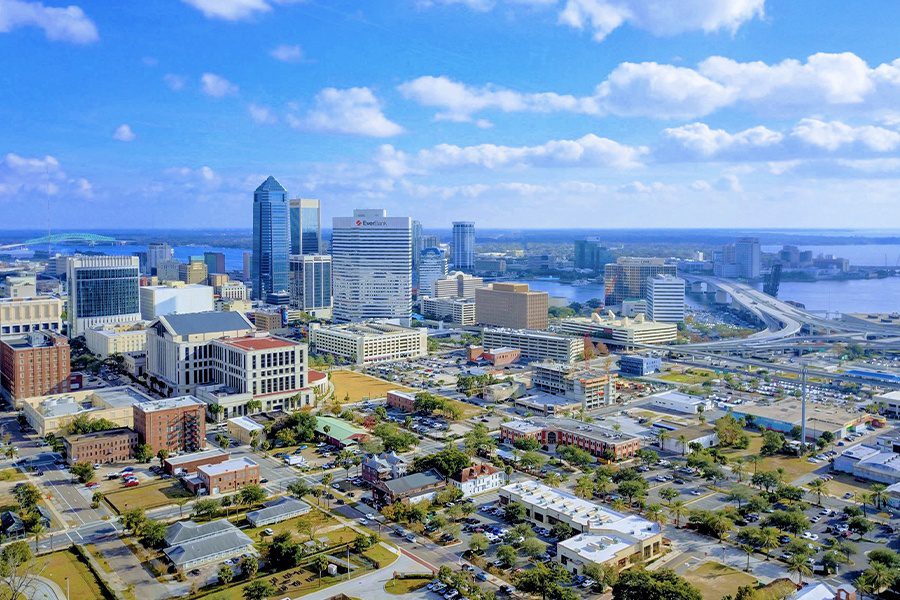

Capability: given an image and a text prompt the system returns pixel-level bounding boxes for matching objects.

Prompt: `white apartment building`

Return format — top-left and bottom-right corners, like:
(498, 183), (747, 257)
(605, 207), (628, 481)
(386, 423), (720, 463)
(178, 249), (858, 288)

(140, 283), (215, 320)
(433, 272), (484, 299)
(450, 463), (507, 498)
(558, 312), (677, 347)
(216, 280), (248, 301)
(84, 321), (150, 358)
(309, 322), (427, 366)
(145, 311), (255, 396)
(0, 296), (63, 335)
(482, 328), (581, 364)
(646, 275), (685, 323)
(332, 209), (412, 324)
(420, 296), (476, 325)
(66, 256), (141, 336)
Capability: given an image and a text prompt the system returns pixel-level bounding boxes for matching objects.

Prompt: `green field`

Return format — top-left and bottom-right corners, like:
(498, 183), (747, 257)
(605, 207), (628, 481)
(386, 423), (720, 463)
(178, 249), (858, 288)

(40, 549), (107, 600)
(104, 479), (193, 513)
(683, 561), (758, 600)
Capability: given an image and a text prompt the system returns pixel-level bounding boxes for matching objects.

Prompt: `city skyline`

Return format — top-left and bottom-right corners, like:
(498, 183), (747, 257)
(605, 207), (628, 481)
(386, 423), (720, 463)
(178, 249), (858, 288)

(3, 1), (900, 229)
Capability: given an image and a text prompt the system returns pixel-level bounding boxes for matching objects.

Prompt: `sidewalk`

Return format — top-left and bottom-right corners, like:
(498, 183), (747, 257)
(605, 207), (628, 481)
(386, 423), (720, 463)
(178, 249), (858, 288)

(302, 553), (431, 600)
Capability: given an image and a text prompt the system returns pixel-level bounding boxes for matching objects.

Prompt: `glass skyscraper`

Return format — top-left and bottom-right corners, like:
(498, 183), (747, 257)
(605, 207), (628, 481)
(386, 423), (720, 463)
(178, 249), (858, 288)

(290, 254), (333, 318)
(252, 176), (290, 300)
(452, 221), (475, 271)
(289, 198), (321, 255)
(66, 255), (141, 336)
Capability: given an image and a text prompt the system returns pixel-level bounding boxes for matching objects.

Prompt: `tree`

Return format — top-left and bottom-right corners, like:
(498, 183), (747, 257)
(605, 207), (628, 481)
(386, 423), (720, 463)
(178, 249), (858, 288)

(287, 479), (311, 498)
(242, 555), (259, 579)
(243, 579), (275, 600)
(373, 423), (418, 452)
(413, 446), (471, 478)
(636, 449), (659, 466)
(504, 502), (525, 523)
(192, 498), (222, 519)
(557, 445), (594, 468)
(869, 483), (888, 510)
(513, 437), (540, 452)
(133, 443), (153, 463)
(312, 555), (331, 581)
(645, 504), (664, 525)
(543, 472), (563, 487)
(760, 431), (786, 455)
(786, 554), (812, 585)
(218, 564), (234, 585)
(0, 541), (42, 600)
(550, 521), (575, 541)
(574, 475), (595, 499)
(469, 533), (489, 554)
(139, 519), (167, 549)
(658, 487), (679, 505)
(763, 510), (809, 534)
(515, 561), (572, 600)
(846, 515), (872, 539)
(751, 471), (780, 493)
(489, 544), (516, 569)
(13, 483), (40, 510)
(856, 564), (897, 599)
(806, 479), (828, 505)
(669, 500), (688, 527)
(71, 462), (95, 483)
(463, 423), (496, 456)
(519, 450), (546, 472)
(238, 484), (267, 506)
(756, 527), (780, 560)
(521, 537), (547, 559)
(821, 550), (849, 575)
(612, 568), (702, 600)
(121, 508), (147, 532)
(617, 479), (648, 507)
(867, 548), (900, 570)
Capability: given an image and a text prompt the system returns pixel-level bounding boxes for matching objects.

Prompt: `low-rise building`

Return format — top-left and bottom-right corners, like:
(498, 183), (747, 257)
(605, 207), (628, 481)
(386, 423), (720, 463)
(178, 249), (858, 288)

(163, 448), (230, 476)
(163, 519), (255, 571)
(531, 362), (616, 410)
(62, 427), (138, 465)
(190, 457), (260, 495)
(558, 312), (678, 347)
(0, 506), (51, 540)
(246, 496), (311, 527)
(617, 355), (662, 376)
(83, 321), (150, 358)
(654, 423), (718, 455)
(386, 390), (417, 412)
(499, 480), (662, 573)
(789, 582), (857, 600)
(450, 463), (506, 497)
(648, 390), (712, 414)
(420, 297), (476, 325)
(140, 283), (214, 320)
(361, 451), (410, 483)
(876, 390), (900, 418)
(309, 322), (428, 366)
(315, 416), (370, 448)
(467, 346), (520, 366)
(22, 386), (151, 436)
(0, 330), (70, 404)
(512, 393), (582, 416)
(227, 415), (265, 445)
(731, 400), (873, 441)
(482, 328), (581, 364)
(433, 272), (484, 299)
(500, 418), (642, 461)
(834, 445), (900, 484)
(372, 469), (446, 504)
(476, 283), (549, 330)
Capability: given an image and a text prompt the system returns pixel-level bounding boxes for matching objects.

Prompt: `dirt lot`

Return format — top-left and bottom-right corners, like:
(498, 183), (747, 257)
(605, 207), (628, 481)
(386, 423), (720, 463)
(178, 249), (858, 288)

(682, 561), (758, 600)
(104, 479), (192, 513)
(331, 370), (412, 403)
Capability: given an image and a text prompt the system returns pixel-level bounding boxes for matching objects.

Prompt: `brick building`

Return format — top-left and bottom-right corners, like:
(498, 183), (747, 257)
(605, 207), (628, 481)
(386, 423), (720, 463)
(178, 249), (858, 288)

(62, 428), (138, 465)
(133, 396), (206, 455)
(187, 457), (260, 495)
(163, 448), (230, 476)
(386, 390), (417, 412)
(0, 331), (70, 402)
(501, 417), (641, 461)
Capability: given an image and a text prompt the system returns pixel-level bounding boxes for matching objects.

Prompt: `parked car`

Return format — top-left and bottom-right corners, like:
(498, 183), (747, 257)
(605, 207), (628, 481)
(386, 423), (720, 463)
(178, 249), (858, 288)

(124, 480), (139, 487)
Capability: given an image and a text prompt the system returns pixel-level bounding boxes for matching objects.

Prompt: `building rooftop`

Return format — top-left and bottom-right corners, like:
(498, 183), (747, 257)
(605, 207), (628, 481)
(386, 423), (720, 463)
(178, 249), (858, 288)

(63, 427), (135, 443)
(483, 327), (577, 340)
(164, 448), (229, 467)
(515, 393), (582, 408)
(380, 469), (444, 495)
(35, 386), (152, 418)
(219, 335), (299, 351)
(198, 457), (258, 477)
(135, 395), (204, 413)
(736, 399), (867, 429)
(363, 451), (408, 472)
(157, 311), (253, 337)
(0, 330), (66, 350)
(313, 322), (419, 337)
(453, 463), (501, 483)
(649, 389), (708, 406)
(502, 420), (545, 435)
(839, 445), (880, 461)
(308, 370), (327, 383)
(228, 416), (265, 432)
(246, 496), (310, 525)
(163, 519), (254, 567)
(315, 416), (369, 443)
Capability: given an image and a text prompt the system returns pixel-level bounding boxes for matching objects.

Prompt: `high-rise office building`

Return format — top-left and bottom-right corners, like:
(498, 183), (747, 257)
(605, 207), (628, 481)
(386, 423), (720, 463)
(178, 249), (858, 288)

(574, 237), (615, 272)
(418, 247), (448, 297)
(603, 257), (677, 306)
(452, 222), (475, 271)
(204, 252), (226, 276)
(289, 198), (321, 255)
(252, 176), (290, 300)
(735, 237), (761, 279)
(242, 252), (251, 281)
(147, 242), (173, 275)
(157, 259), (182, 282)
(179, 259), (208, 285)
(332, 209), (412, 324)
(421, 234), (440, 249)
(646, 275), (686, 323)
(475, 283), (549, 330)
(290, 254), (333, 319)
(433, 272), (484, 299)
(66, 256), (141, 336)
(412, 220), (423, 285)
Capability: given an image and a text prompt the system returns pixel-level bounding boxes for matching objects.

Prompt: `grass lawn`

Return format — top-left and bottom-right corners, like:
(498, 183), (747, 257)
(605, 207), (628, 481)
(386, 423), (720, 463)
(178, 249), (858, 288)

(823, 472), (876, 500)
(759, 453), (823, 482)
(0, 468), (26, 482)
(325, 526), (358, 545)
(84, 543), (114, 573)
(331, 370), (411, 403)
(752, 579), (798, 600)
(39, 549), (106, 600)
(195, 559), (372, 600)
(683, 561), (758, 600)
(104, 479), (193, 513)
(364, 544), (399, 568)
(385, 575), (431, 594)
(449, 398), (483, 419)
(720, 433), (764, 460)
(245, 506), (340, 542)
(659, 369), (716, 385)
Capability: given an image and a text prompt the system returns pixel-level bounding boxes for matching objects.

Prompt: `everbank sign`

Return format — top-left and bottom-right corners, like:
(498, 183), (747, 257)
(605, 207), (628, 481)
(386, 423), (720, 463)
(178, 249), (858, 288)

(355, 219), (388, 227)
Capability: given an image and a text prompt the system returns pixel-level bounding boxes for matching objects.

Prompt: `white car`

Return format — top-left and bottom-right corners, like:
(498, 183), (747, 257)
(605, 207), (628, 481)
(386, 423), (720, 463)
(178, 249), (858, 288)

(801, 532), (819, 541)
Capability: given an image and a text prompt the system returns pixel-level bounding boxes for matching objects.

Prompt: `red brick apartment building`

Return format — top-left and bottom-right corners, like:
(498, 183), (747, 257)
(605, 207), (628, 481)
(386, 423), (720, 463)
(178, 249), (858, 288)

(500, 417), (641, 461)
(133, 396), (206, 455)
(386, 390), (417, 412)
(195, 457), (260, 495)
(0, 331), (70, 402)
(62, 428), (138, 465)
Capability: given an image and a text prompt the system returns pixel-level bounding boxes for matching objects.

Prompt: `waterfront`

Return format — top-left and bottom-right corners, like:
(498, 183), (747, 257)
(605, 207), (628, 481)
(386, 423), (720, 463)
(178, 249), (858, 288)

(761, 243), (900, 267)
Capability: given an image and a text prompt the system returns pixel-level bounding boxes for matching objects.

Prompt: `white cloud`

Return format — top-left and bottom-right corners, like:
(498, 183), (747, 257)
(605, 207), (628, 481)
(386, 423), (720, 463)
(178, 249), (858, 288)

(660, 122), (782, 158)
(790, 118), (900, 152)
(270, 44), (303, 62)
(113, 124), (136, 142)
(295, 87), (404, 137)
(0, 153), (92, 198)
(181, 0), (271, 21)
(164, 165), (220, 184)
(248, 103), (278, 124)
(201, 73), (238, 97)
(163, 74), (186, 91)
(617, 180), (672, 194)
(378, 133), (646, 174)
(0, 0), (98, 43)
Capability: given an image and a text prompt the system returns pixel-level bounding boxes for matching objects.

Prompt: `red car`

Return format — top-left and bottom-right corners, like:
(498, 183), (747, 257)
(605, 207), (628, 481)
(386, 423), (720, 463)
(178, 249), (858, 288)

(86, 481), (99, 488)
(123, 480), (139, 487)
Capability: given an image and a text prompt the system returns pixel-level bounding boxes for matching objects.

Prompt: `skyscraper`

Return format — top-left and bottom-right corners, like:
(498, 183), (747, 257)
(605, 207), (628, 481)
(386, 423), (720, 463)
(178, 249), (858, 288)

(603, 257), (677, 305)
(735, 237), (761, 279)
(646, 275), (686, 323)
(418, 247), (448, 297)
(290, 254), (333, 319)
(289, 198), (321, 255)
(147, 242), (173, 275)
(412, 220), (423, 285)
(332, 209), (412, 324)
(204, 251), (226, 275)
(252, 176), (290, 300)
(452, 222), (475, 271)
(66, 256), (141, 336)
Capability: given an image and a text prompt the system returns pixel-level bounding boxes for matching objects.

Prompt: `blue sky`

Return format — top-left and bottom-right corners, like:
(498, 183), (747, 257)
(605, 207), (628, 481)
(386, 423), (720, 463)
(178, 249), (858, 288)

(3, 0), (900, 229)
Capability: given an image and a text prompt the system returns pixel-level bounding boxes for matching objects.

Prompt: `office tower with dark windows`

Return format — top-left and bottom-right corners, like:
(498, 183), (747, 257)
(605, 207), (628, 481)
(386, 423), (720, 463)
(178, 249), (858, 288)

(412, 220), (423, 284)
(252, 176), (290, 300)
(66, 256), (141, 336)
(147, 242), (173, 275)
(332, 209), (412, 324)
(417, 247), (448, 297)
(574, 237), (615, 272)
(603, 257), (677, 306)
(204, 252), (226, 276)
(289, 198), (321, 255)
(290, 254), (333, 319)
(452, 221), (475, 271)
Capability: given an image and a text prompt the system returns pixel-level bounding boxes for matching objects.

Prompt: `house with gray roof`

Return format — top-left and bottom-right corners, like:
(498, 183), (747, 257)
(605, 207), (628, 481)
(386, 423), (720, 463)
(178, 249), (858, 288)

(162, 519), (255, 571)
(373, 469), (445, 504)
(361, 451), (409, 483)
(246, 496), (311, 527)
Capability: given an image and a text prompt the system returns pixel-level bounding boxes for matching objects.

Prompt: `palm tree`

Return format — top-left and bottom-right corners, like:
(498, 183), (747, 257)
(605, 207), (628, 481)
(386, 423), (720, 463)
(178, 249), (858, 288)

(806, 479), (828, 506)
(787, 554), (812, 585)
(574, 476), (594, 499)
(644, 504), (664, 525)
(740, 543), (754, 572)
(657, 430), (669, 450)
(543, 472), (562, 487)
(746, 455), (762, 475)
(29, 522), (44, 552)
(869, 483), (887, 510)
(829, 537), (856, 564)
(732, 458), (745, 483)
(611, 498), (626, 511)
(856, 564), (894, 599)
(669, 500), (688, 527)
(858, 492), (872, 516)
(757, 527), (779, 560)
(677, 435), (687, 456)
(313, 555), (330, 582)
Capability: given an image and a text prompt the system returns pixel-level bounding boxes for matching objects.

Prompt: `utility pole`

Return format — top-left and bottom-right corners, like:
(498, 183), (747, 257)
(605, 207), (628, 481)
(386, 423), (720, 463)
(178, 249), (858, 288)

(800, 365), (808, 456)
